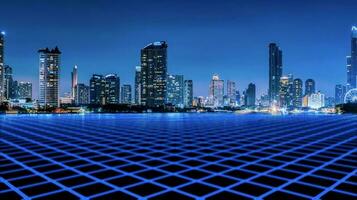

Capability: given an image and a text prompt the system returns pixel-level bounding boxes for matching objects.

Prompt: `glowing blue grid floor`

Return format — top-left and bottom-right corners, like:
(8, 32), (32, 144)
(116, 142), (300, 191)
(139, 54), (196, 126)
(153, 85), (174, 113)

(0, 114), (356, 200)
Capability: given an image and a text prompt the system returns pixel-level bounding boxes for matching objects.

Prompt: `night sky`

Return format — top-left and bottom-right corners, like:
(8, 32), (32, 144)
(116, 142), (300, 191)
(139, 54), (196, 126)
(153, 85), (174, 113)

(1, 0), (356, 98)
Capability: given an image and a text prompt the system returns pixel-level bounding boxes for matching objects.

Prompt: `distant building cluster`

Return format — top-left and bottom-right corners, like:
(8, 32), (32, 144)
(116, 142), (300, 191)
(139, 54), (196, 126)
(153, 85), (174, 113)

(0, 26), (356, 112)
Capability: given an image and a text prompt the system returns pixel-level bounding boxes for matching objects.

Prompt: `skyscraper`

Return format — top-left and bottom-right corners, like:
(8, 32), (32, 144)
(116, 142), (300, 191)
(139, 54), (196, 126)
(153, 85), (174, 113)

(209, 74), (224, 107)
(121, 84), (132, 104)
(17, 82), (32, 99)
(292, 78), (303, 107)
(308, 92), (325, 109)
(140, 41), (168, 107)
(38, 47), (61, 108)
(279, 76), (289, 107)
(166, 75), (184, 107)
(134, 66), (141, 104)
(184, 80), (193, 108)
(104, 74), (120, 104)
(348, 26), (357, 88)
(90, 74), (105, 105)
(305, 79), (315, 96)
(0, 31), (5, 102)
(71, 65), (78, 99)
(268, 43), (283, 105)
(227, 80), (236, 106)
(245, 83), (256, 107)
(75, 83), (89, 105)
(335, 84), (347, 105)
(4, 65), (13, 100)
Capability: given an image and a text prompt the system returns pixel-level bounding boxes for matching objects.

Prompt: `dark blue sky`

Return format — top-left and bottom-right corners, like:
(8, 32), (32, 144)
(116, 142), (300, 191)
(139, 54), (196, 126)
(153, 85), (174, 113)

(1, 0), (356, 98)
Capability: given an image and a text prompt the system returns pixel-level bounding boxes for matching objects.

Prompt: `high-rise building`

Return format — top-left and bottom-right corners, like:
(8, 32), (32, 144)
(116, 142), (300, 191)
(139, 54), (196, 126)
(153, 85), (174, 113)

(335, 84), (347, 105)
(235, 90), (241, 106)
(17, 81), (32, 99)
(140, 41), (167, 107)
(4, 65), (13, 100)
(104, 74), (120, 104)
(90, 74), (105, 105)
(268, 43), (283, 104)
(305, 79), (315, 96)
(75, 83), (89, 105)
(348, 26), (357, 88)
(279, 76), (290, 107)
(134, 66), (141, 104)
(38, 47), (61, 108)
(292, 78), (303, 107)
(227, 80), (236, 106)
(166, 75), (184, 107)
(121, 84), (132, 104)
(308, 92), (325, 109)
(184, 80), (193, 108)
(0, 31), (5, 102)
(71, 65), (78, 99)
(209, 74), (224, 107)
(245, 83), (256, 107)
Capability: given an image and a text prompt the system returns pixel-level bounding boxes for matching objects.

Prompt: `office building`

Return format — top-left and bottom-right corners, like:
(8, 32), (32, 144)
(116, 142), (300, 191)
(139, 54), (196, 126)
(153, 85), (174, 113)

(245, 83), (256, 107)
(227, 80), (236, 106)
(140, 41), (168, 107)
(348, 26), (357, 88)
(104, 74), (120, 104)
(335, 84), (347, 105)
(308, 92), (325, 109)
(38, 47), (61, 108)
(184, 80), (193, 108)
(90, 74), (105, 105)
(71, 65), (78, 99)
(279, 76), (290, 107)
(305, 79), (315, 96)
(166, 75), (184, 107)
(75, 83), (89, 105)
(134, 66), (141, 104)
(0, 31), (5, 102)
(268, 43), (283, 104)
(121, 84), (132, 104)
(17, 81), (32, 99)
(209, 74), (224, 107)
(4, 65), (14, 99)
(292, 78), (303, 107)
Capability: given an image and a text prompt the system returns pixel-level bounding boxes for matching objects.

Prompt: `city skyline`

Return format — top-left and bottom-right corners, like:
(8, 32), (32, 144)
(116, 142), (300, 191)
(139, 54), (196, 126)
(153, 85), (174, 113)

(1, 0), (357, 98)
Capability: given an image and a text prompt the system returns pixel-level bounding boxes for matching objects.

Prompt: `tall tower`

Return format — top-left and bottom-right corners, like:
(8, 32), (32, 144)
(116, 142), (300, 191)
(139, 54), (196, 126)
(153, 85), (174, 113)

(348, 26), (357, 88)
(0, 31), (5, 102)
(166, 74), (184, 107)
(134, 66), (141, 104)
(184, 80), (193, 108)
(292, 78), (303, 107)
(38, 47), (61, 108)
(71, 65), (78, 99)
(227, 80), (236, 105)
(209, 74), (224, 107)
(4, 65), (13, 100)
(268, 43), (283, 105)
(140, 41), (168, 107)
(305, 79), (315, 96)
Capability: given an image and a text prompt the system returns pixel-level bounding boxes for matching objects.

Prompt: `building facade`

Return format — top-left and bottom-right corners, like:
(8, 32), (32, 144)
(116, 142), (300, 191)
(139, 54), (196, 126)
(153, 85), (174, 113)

(38, 47), (61, 108)
(305, 79), (315, 96)
(90, 74), (105, 105)
(348, 26), (357, 88)
(308, 92), (325, 109)
(4, 65), (14, 100)
(292, 78), (303, 107)
(0, 31), (5, 102)
(279, 76), (290, 107)
(166, 75), (184, 107)
(268, 43), (283, 105)
(335, 84), (347, 105)
(104, 74), (120, 104)
(75, 83), (89, 105)
(134, 66), (141, 104)
(121, 84), (132, 104)
(184, 80), (193, 108)
(71, 65), (78, 99)
(245, 83), (256, 107)
(140, 41), (168, 107)
(209, 74), (224, 107)
(227, 80), (236, 106)
(17, 81), (32, 99)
